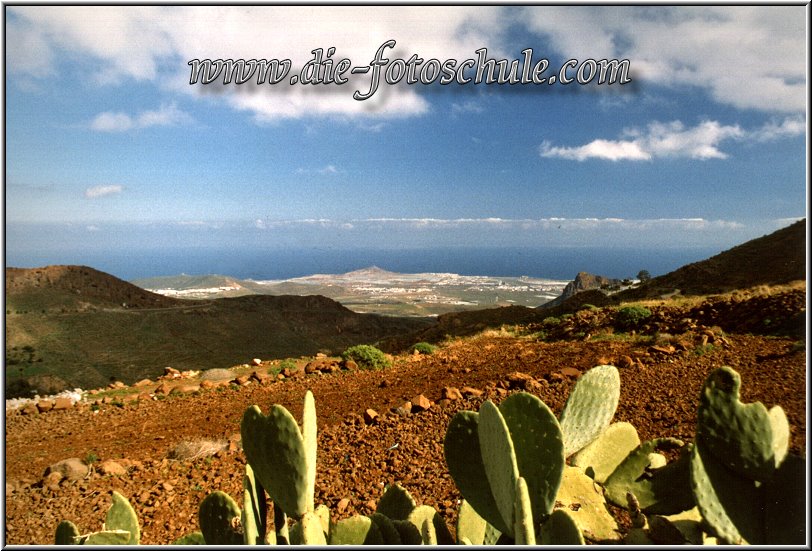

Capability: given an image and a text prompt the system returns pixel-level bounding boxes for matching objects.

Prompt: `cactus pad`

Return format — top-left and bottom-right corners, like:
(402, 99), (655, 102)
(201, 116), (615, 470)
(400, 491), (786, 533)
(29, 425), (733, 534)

(376, 483), (417, 521)
(513, 477), (536, 544)
(559, 365), (620, 457)
(329, 515), (384, 545)
(571, 422), (640, 484)
(445, 410), (509, 534)
(696, 366), (781, 480)
(199, 491), (243, 545)
(604, 438), (694, 515)
(105, 491), (140, 545)
(540, 509), (584, 545)
(499, 392), (565, 521)
(55, 520), (80, 545)
(456, 499), (487, 545)
(241, 403), (309, 519)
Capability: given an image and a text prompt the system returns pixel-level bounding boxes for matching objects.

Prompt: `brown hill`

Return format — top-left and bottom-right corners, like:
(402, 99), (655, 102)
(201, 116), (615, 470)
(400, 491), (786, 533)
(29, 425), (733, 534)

(6, 265), (183, 312)
(385, 220), (806, 347)
(5, 266), (430, 397)
(618, 219), (806, 299)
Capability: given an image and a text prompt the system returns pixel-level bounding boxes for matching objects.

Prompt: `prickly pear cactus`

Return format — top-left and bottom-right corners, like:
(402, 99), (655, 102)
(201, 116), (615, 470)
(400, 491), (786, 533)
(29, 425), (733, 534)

(570, 421), (640, 483)
(691, 367), (806, 545)
(242, 463), (267, 545)
(444, 392), (565, 539)
(559, 365), (620, 457)
(376, 483), (417, 520)
(603, 438), (695, 515)
(78, 530), (132, 545)
(105, 491), (140, 545)
(456, 500), (487, 545)
(499, 392), (565, 522)
(513, 477), (535, 544)
(55, 520), (80, 545)
(329, 515), (384, 545)
(240, 391), (316, 519)
(198, 490), (243, 545)
(540, 509), (584, 545)
(407, 505), (454, 544)
(696, 366), (786, 480)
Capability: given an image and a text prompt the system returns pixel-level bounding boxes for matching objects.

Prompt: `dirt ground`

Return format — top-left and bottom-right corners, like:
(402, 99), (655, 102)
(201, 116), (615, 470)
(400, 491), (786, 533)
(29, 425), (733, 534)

(4, 328), (805, 545)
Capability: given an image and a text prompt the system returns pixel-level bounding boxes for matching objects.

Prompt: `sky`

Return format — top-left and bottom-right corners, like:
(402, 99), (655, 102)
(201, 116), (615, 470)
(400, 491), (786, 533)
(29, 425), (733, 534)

(2, 5), (808, 276)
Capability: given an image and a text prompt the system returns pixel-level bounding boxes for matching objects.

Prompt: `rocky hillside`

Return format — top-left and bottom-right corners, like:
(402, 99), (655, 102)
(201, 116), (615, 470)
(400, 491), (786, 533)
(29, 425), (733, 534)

(5, 267), (430, 397)
(6, 265), (183, 312)
(618, 219), (805, 299)
(541, 271), (621, 309)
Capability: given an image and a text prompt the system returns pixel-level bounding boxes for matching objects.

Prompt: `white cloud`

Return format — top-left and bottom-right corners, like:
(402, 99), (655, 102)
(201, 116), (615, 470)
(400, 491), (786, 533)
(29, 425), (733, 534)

(90, 103), (192, 132)
(254, 219), (267, 230)
(90, 112), (134, 132)
(6, 6), (805, 123)
(451, 100), (484, 116)
(84, 184), (124, 198)
(86, 225), (100, 232)
(296, 164), (342, 176)
(248, 217), (745, 233)
(540, 117), (803, 161)
(520, 6), (806, 113)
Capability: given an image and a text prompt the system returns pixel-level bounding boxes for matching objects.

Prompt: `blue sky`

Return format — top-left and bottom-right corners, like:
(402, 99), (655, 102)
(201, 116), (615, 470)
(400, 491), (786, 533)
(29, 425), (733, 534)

(3, 5), (808, 274)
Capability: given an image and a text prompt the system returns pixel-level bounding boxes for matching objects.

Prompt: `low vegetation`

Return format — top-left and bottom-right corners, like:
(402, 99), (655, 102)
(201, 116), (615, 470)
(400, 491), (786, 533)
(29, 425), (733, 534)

(410, 342), (437, 355)
(341, 345), (391, 370)
(614, 305), (652, 330)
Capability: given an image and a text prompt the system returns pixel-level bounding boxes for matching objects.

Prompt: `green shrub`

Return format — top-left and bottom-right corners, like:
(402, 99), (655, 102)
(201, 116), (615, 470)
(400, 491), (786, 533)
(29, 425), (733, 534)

(542, 316), (561, 326)
(278, 359), (297, 371)
(410, 342), (437, 355)
(615, 306), (652, 329)
(341, 344), (391, 370)
(579, 304), (599, 311)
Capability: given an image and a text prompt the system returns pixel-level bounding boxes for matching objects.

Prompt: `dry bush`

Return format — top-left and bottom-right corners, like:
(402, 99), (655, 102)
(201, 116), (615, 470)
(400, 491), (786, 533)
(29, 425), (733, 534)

(167, 438), (227, 461)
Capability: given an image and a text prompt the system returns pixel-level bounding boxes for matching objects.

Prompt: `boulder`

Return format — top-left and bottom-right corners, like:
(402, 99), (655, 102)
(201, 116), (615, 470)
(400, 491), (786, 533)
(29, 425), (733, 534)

(558, 367), (581, 379)
(133, 379), (153, 387)
(36, 400), (54, 413)
(461, 386), (483, 398)
(249, 371), (270, 383)
(363, 409), (379, 425)
(252, 358), (262, 366)
(231, 376), (250, 386)
(617, 355), (635, 369)
(44, 458), (88, 481)
(53, 397), (73, 410)
(199, 380), (215, 389)
(98, 460), (128, 476)
(342, 359), (358, 371)
(154, 382), (171, 395)
(163, 366), (181, 378)
(410, 394), (432, 413)
(43, 471), (63, 491)
(506, 371), (540, 390)
(393, 401), (412, 417)
(441, 387), (463, 401)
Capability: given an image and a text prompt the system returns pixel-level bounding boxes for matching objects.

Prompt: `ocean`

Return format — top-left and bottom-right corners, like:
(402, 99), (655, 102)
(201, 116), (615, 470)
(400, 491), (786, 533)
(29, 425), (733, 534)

(5, 245), (721, 282)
